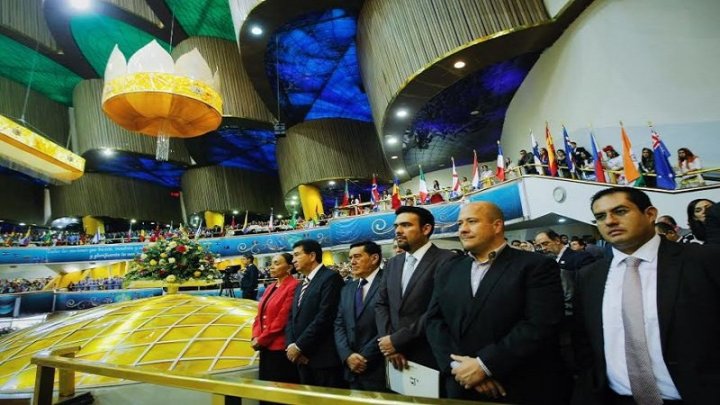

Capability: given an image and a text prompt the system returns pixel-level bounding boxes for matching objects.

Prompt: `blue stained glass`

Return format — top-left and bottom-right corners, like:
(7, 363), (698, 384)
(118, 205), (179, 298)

(185, 126), (277, 172)
(266, 9), (372, 124)
(85, 152), (186, 189)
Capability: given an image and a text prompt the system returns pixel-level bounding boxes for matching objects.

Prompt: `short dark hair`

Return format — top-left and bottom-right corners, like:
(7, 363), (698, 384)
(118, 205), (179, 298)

(292, 239), (323, 264)
(242, 253), (254, 261)
(511, 239), (521, 245)
(570, 236), (586, 246)
(541, 229), (561, 241)
(657, 215), (677, 226)
(590, 187), (652, 212)
(395, 206), (436, 236)
(349, 240), (382, 258)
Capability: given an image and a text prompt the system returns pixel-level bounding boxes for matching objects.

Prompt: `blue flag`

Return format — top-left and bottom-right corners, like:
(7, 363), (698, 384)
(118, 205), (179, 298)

(562, 126), (576, 173)
(651, 129), (676, 190)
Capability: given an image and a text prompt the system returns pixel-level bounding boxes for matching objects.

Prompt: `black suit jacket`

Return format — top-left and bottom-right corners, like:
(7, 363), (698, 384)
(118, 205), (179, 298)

(375, 244), (455, 368)
(334, 269), (385, 385)
(426, 248), (568, 404)
(286, 266), (345, 369)
(573, 239), (720, 404)
(240, 264), (259, 290)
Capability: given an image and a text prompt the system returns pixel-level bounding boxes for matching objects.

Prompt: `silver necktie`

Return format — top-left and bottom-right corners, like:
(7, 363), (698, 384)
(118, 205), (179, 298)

(401, 255), (417, 295)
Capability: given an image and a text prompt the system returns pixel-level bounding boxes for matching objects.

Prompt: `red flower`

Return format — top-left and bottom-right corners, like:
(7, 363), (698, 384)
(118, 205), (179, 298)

(176, 245), (187, 253)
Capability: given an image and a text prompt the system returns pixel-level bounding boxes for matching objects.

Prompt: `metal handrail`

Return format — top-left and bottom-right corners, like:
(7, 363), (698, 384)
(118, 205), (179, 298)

(31, 346), (483, 405)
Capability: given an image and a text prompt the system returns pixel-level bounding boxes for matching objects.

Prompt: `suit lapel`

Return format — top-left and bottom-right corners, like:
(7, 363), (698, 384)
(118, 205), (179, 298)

(402, 246), (435, 302)
(656, 239), (682, 349)
(587, 258), (612, 359)
(357, 269), (382, 319)
(461, 250), (508, 334)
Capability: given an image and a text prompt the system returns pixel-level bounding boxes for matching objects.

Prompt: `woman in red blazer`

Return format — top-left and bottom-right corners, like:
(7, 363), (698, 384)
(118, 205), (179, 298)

(251, 252), (300, 385)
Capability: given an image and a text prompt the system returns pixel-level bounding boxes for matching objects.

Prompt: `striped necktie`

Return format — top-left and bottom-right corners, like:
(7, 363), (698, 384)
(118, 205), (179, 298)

(297, 277), (310, 307)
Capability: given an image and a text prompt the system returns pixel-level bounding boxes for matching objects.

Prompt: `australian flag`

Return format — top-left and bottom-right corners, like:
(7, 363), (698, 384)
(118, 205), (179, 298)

(651, 129), (676, 190)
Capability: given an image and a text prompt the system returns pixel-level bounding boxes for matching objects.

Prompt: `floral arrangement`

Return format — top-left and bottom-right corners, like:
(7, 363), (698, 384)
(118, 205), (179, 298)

(124, 237), (221, 283)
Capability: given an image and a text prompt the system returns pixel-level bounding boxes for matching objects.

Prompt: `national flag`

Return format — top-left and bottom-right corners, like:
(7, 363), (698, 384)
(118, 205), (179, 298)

(391, 178), (402, 209)
(562, 126), (576, 174)
(495, 142), (505, 181)
(650, 127), (677, 190)
(418, 166), (428, 203)
(545, 123), (558, 176)
(268, 208), (274, 232)
(451, 158), (460, 191)
(20, 226), (32, 246)
(290, 211), (298, 228)
(242, 210), (248, 232)
(620, 124), (641, 184)
(91, 230), (101, 244)
(194, 222), (202, 239)
(342, 179), (349, 207)
(590, 131), (607, 183)
(530, 130), (542, 173)
(471, 150), (480, 189)
(230, 215), (236, 229)
(371, 174), (381, 208)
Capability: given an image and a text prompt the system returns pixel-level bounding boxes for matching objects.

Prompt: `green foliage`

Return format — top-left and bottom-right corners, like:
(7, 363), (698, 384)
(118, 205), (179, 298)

(125, 237), (220, 282)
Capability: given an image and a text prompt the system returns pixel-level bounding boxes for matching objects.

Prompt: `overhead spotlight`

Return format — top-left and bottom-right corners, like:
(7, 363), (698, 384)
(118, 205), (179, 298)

(250, 25), (263, 36)
(291, 195), (298, 200)
(130, 219), (137, 224)
(19, 222), (26, 226)
(328, 180), (336, 186)
(150, 222), (155, 225)
(232, 210), (239, 215)
(101, 148), (114, 156)
(391, 155), (398, 159)
(277, 214), (283, 219)
(69, 0), (92, 11)
(396, 109), (408, 118)
(386, 136), (398, 145)
(396, 169), (405, 175)
(453, 60), (466, 69)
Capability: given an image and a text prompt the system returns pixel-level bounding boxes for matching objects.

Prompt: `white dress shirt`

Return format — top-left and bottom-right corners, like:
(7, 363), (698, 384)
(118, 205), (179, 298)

(602, 234), (681, 399)
(407, 241), (432, 269)
(360, 267), (380, 300)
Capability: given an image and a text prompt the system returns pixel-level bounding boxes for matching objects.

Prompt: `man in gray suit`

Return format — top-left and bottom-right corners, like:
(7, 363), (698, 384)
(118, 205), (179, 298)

(334, 240), (386, 391)
(375, 206), (456, 370)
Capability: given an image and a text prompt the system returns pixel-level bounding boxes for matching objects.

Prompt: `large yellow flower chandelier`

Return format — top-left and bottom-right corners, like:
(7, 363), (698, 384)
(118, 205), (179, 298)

(101, 40), (222, 161)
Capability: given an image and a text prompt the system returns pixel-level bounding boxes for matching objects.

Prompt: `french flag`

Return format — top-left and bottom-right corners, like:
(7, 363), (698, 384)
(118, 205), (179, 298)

(495, 141), (505, 181)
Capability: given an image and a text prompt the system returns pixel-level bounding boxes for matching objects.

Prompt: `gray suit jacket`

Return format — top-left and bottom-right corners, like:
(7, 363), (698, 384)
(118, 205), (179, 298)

(375, 244), (455, 368)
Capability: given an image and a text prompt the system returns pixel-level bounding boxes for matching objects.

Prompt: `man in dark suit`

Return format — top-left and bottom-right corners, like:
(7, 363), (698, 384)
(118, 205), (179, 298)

(573, 187), (719, 404)
(334, 241), (386, 391)
(239, 253), (260, 300)
(376, 206), (456, 370)
(286, 239), (346, 388)
(426, 202), (568, 403)
(535, 229), (596, 316)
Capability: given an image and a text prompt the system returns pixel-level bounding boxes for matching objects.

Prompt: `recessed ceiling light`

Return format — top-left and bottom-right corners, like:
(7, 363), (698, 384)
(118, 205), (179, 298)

(69, 0), (92, 11)
(396, 169), (405, 175)
(453, 61), (466, 69)
(292, 195), (298, 200)
(391, 155), (398, 159)
(101, 148), (114, 156)
(19, 222), (26, 226)
(329, 180), (336, 185)
(558, 218), (567, 223)
(232, 210), (239, 215)
(290, 201), (297, 206)
(250, 25), (263, 36)
(386, 137), (398, 145)
(396, 109), (408, 118)
(470, 110), (480, 116)
(277, 214), (283, 219)
(130, 219), (137, 224)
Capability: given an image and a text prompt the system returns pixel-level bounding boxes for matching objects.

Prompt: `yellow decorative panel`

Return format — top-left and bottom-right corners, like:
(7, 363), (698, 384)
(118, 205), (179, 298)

(0, 295), (258, 393)
(0, 114), (85, 183)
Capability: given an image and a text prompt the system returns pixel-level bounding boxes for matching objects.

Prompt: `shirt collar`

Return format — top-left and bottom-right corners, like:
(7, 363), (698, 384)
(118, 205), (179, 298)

(362, 266), (381, 286)
(408, 240), (433, 264)
(469, 243), (507, 265)
(611, 234), (661, 267)
(306, 263), (323, 281)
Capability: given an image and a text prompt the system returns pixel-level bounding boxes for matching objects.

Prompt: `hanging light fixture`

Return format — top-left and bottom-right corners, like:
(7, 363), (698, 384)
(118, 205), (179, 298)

(101, 40), (223, 161)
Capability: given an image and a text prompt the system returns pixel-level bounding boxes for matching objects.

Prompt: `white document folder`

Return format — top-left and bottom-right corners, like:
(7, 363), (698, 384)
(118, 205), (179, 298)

(386, 360), (440, 399)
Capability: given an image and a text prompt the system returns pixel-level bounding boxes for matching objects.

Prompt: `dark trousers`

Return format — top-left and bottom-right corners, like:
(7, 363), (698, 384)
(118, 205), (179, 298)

(242, 289), (257, 300)
(297, 364), (347, 389)
(350, 377), (387, 393)
(258, 350), (299, 405)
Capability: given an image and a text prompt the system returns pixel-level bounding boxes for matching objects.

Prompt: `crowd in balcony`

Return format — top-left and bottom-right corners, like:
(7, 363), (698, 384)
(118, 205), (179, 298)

(66, 277), (125, 292)
(0, 277), (53, 294)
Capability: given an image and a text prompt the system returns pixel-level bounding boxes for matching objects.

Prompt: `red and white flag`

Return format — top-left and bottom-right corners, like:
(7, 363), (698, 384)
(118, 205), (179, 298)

(495, 141), (505, 181)
(451, 157), (460, 191)
(471, 150), (480, 189)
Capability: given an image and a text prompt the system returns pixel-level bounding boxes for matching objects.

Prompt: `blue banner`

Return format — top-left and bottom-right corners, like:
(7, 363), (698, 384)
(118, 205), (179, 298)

(55, 288), (162, 311)
(0, 183), (523, 264)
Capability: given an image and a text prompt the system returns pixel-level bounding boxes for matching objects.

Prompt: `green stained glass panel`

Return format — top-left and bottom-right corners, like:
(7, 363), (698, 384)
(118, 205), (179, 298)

(165, 0), (235, 41)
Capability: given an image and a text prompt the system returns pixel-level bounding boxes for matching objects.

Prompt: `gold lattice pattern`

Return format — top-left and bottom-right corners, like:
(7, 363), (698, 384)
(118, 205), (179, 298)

(0, 295), (258, 393)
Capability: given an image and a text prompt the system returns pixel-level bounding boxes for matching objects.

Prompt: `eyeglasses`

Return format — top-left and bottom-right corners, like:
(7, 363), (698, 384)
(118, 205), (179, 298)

(591, 206), (631, 224)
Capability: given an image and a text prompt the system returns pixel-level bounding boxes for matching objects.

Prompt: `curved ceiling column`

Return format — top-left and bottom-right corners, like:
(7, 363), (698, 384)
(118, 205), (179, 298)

(277, 119), (391, 196)
(181, 166), (285, 217)
(51, 173), (181, 223)
(357, 0), (592, 178)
